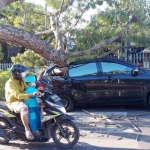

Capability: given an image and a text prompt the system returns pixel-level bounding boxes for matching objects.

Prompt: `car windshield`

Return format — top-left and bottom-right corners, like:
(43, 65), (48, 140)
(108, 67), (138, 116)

(68, 62), (98, 77)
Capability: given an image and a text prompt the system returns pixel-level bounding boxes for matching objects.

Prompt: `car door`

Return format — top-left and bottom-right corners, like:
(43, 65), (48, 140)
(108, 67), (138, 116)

(98, 61), (143, 104)
(64, 61), (103, 105)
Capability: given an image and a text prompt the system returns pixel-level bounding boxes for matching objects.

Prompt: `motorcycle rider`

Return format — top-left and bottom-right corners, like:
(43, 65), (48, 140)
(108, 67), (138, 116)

(5, 64), (41, 140)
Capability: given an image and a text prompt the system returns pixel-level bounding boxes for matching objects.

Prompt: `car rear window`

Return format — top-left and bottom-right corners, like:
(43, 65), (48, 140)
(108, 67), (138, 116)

(68, 62), (98, 77)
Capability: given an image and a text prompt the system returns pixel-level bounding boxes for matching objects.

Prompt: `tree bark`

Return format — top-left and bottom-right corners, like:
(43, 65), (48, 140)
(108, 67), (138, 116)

(0, 24), (67, 66)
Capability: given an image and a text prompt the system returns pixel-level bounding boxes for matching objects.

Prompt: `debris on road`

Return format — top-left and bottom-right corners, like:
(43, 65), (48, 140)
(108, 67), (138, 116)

(120, 127), (127, 131)
(82, 109), (131, 121)
(132, 125), (141, 132)
(117, 137), (122, 140)
(82, 109), (108, 119)
(89, 123), (96, 127)
(136, 134), (140, 141)
(107, 133), (109, 137)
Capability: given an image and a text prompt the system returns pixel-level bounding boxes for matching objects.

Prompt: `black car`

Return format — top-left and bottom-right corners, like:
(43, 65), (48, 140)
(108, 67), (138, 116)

(38, 57), (150, 111)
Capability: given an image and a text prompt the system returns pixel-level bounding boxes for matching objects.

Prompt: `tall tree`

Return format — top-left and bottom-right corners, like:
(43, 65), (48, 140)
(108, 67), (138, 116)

(73, 0), (150, 59)
(0, 0), (139, 66)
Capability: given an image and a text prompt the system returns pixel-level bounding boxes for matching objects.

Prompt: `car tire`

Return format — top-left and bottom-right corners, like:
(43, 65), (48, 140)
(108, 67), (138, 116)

(58, 94), (74, 112)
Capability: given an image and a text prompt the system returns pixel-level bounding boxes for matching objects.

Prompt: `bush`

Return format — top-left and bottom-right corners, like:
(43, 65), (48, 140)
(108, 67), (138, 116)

(0, 70), (11, 100)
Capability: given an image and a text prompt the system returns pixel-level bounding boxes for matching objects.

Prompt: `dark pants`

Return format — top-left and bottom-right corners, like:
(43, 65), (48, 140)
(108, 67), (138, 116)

(28, 107), (42, 132)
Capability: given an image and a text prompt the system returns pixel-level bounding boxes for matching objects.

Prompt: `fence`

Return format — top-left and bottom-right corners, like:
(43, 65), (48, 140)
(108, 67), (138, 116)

(0, 63), (42, 74)
(0, 63), (13, 71)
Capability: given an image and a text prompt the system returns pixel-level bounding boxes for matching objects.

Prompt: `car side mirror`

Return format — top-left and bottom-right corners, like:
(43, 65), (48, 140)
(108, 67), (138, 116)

(131, 68), (139, 76)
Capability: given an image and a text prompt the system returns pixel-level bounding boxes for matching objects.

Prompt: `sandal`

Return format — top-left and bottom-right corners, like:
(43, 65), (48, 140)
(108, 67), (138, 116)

(32, 130), (41, 135)
(26, 131), (34, 140)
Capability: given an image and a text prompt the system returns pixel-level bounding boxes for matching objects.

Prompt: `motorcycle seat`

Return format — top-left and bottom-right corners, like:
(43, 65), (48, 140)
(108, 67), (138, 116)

(0, 101), (10, 110)
(0, 101), (18, 117)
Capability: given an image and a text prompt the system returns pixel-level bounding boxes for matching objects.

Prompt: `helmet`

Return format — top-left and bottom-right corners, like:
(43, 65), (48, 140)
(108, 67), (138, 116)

(10, 64), (30, 79)
(25, 75), (36, 83)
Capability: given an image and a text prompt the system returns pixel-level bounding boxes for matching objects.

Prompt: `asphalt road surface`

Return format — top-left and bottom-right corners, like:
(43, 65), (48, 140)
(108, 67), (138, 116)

(1, 105), (150, 150)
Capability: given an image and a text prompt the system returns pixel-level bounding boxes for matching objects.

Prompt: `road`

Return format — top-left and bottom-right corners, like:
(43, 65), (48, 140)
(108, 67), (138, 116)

(1, 106), (150, 150)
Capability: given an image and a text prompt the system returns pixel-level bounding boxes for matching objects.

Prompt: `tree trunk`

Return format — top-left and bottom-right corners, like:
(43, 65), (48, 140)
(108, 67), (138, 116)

(0, 24), (67, 66)
(50, 15), (64, 51)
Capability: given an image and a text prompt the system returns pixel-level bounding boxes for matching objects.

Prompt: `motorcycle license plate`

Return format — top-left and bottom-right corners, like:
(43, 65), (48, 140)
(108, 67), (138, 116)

(50, 94), (61, 102)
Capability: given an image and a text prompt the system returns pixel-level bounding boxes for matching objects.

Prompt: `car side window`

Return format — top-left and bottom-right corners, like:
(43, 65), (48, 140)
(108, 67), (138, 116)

(68, 62), (98, 77)
(101, 62), (133, 75)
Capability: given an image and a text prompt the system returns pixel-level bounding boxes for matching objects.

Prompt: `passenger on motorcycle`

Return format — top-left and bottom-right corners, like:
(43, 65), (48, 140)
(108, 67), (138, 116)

(5, 64), (41, 140)
(24, 75), (43, 134)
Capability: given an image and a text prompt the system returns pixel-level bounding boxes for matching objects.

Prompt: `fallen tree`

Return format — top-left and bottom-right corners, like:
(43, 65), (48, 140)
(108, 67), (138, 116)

(0, 0), (138, 66)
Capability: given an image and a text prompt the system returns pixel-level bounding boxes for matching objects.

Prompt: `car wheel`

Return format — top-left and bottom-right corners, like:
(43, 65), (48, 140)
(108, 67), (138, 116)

(58, 94), (74, 112)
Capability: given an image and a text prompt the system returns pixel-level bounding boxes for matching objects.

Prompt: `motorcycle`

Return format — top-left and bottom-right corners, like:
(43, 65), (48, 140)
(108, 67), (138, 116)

(0, 86), (79, 148)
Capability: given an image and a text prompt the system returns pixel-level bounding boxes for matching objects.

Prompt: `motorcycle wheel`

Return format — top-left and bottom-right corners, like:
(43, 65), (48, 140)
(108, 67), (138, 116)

(51, 120), (79, 148)
(0, 117), (11, 144)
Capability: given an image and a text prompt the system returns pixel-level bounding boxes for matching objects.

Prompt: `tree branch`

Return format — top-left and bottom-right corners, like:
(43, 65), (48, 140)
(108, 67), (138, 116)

(99, 45), (136, 58)
(18, 22), (36, 31)
(57, 0), (65, 21)
(34, 29), (53, 35)
(19, 23), (53, 36)
(55, 0), (75, 16)
(64, 2), (90, 34)
(68, 16), (138, 58)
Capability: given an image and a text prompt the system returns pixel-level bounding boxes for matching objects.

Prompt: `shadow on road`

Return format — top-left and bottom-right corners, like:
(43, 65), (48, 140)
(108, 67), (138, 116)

(74, 104), (147, 112)
(3, 141), (147, 150)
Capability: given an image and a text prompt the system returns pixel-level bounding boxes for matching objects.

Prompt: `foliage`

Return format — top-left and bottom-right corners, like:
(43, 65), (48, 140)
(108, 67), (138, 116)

(45, 0), (68, 10)
(11, 50), (49, 70)
(103, 0), (150, 47)
(0, 0), (150, 64)
(67, 0), (150, 62)
(1, 1), (46, 31)
(0, 70), (11, 100)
